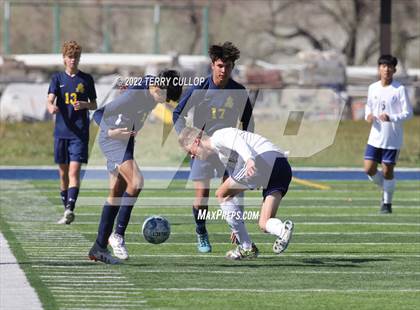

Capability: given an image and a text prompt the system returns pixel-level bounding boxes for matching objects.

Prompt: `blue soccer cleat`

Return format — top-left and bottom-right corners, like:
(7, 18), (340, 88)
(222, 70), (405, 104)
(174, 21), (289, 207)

(197, 233), (212, 253)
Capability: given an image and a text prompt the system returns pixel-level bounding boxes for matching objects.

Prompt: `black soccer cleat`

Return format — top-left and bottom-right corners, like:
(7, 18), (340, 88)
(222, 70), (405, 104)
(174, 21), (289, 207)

(380, 203), (392, 214)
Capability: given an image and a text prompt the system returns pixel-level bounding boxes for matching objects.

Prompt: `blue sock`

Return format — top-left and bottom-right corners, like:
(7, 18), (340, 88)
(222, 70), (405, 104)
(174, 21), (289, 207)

(193, 206), (207, 235)
(96, 202), (120, 248)
(115, 192), (138, 236)
(60, 190), (68, 209)
(67, 187), (79, 211)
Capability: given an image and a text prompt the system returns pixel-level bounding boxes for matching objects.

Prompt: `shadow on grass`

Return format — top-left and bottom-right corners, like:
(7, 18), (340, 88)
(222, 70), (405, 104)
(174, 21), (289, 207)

(211, 256), (392, 269)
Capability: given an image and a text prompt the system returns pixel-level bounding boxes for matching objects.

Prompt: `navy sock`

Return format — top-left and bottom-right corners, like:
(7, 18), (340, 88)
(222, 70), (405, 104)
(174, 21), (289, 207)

(67, 187), (79, 211)
(60, 190), (68, 209)
(115, 192), (138, 236)
(96, 202), (120, 248)
(193, 206), (208, 235)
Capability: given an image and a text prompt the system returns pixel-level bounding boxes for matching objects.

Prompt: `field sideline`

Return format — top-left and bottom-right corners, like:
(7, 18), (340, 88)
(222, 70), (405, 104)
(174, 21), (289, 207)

(0, 178), (419, 310)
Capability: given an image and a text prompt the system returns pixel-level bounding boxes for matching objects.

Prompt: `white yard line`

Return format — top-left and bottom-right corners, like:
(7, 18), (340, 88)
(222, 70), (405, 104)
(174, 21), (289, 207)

(145, 287), (420, 293)
(0, 232), (43, 310)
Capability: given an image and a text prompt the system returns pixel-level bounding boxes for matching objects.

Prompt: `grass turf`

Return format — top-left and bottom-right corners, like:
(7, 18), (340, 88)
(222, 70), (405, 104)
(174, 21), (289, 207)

(0, 179), (419, 310)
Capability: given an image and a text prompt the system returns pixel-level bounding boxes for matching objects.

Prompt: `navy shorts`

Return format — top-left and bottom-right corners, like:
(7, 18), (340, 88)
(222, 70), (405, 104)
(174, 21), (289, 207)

(189, 153), (227, 181)
(364, 144), (399, 165)
(231, 151), (292, 199)
(54, 138), (88, 164)
(99, 134), (134, 172)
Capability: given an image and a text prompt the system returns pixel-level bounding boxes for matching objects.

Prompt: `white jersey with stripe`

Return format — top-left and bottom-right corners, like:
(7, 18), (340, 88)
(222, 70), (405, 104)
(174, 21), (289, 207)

(365, 80), (413, 149)
(210, 127), (283, 165)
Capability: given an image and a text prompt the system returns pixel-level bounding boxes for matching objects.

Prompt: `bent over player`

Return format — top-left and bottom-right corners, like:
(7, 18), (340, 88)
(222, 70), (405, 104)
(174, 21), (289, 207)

(179, 127), (294, 260)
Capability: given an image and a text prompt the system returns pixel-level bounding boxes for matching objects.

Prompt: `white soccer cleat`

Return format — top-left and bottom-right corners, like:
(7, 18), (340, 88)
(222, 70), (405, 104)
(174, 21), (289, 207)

(273, 220), (294, 254)
(225, 243), (259, 260)
(57, 209), (75, 225)
(108, 232), (129, 260)
(88, 242), (120, 265)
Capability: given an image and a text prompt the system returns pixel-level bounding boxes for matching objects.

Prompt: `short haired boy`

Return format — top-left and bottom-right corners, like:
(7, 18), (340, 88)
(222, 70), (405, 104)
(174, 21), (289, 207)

(363, 55), (413, 214)
(47, 40), (97, 224)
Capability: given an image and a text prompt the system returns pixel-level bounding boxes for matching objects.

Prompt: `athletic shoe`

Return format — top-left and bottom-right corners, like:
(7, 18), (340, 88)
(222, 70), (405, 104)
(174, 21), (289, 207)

(57, 209), (75, 225)
(380, 202), (392, 214)
(88, 242), (120, 264)
(197, 233), (212, 253)
(109, 232), (129, 260)
(273, 220), (294, 254)
(225, 243), (259, 260)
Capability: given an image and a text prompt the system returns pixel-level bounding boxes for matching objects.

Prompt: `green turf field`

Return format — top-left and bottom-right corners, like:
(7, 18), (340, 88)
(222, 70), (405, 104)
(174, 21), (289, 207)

(0, 179), (419, 309)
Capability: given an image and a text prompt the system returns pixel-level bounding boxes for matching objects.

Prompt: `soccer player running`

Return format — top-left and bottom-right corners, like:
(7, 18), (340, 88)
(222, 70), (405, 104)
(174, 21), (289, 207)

(364, 54), (413, 214)
(179, 127), (294, 260)
(88, 70), (182, 264)
(173, 42), (254, 253)
(47, 41), (97, 224)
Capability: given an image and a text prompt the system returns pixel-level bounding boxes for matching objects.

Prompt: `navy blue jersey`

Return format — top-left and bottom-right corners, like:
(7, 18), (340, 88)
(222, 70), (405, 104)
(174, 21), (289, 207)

(173, 75), (254, 135)
(93, 80), (156, 134)
(48, 71), (96, 141)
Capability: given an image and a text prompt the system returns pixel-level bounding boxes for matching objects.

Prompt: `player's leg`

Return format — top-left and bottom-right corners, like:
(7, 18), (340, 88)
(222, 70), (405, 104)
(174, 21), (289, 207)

(59, 139), (88, 224)
(259, 192), (294, 254)
(258, 156), (294, 254)
(54, 138), (75, 224)
(216, 178), (258, 260)
(380, 149), (398, 213)
(58, 164), (69, 209)
(193, 179), (212, 252)
(67, 161), (81, 211)
(364, 145), (384, 188)
(108, 159), (143, 260)
(89, 172), (122, 264)
(190, 156), (218, 252)
(115, 159), (143, 234)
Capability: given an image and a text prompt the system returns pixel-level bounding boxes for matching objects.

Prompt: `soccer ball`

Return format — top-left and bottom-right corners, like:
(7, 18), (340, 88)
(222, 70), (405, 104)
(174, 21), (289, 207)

(142, 216), (171, 244)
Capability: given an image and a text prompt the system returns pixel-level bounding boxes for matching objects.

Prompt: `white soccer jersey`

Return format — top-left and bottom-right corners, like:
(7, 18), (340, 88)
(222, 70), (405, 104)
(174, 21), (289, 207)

(365, 80), (413, 149)
(210, 127), (283, 164)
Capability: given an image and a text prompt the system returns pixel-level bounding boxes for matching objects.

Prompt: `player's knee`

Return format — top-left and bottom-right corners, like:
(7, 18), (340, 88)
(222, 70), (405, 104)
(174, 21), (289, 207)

(383, 170), (394, 179)
(68, 169), (80, 181)
(215, 190), (228, 204)
(364, 166), (377, 176)
(127, 178), (143, 195)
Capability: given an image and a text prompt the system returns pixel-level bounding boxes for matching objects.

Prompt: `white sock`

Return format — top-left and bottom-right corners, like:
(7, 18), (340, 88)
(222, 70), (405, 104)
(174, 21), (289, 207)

(383, 178), (396, 204)
(265, 218), (284, 237)
(220, 196), (252, 250)
(368, 172), (384, 188)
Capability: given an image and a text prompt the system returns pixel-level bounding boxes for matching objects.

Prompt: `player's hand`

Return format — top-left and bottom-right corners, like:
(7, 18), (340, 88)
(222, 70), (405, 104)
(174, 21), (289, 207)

(74, 101), (88, 110)
(378, 113), (390, 122)
(107, 128), (136, 140)
(47, 104), (59, 114)
(246, 158), (257, 177)
(119, 85), (128, 94)
(366, 114), (376, 123)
